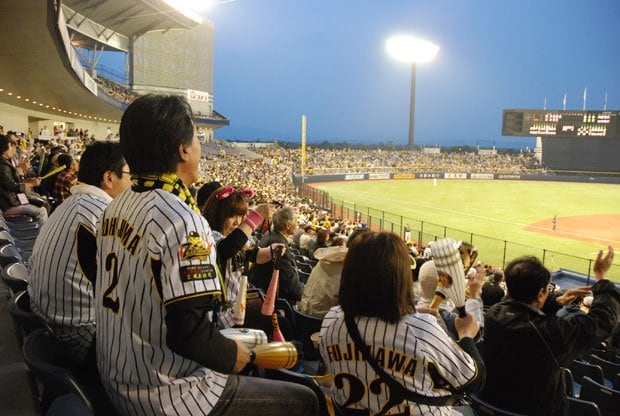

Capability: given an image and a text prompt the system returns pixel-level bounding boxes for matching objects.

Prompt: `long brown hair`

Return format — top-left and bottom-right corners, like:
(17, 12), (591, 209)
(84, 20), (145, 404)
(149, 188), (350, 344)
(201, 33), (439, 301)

(339, 231), (415, 323)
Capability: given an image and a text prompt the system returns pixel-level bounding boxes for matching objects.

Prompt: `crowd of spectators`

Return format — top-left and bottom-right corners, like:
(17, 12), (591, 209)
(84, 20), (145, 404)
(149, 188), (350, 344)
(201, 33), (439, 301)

(94, 76), (139, 105)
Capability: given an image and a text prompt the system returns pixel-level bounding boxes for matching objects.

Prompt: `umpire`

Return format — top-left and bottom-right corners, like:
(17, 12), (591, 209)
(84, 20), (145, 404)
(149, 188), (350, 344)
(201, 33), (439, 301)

(95, 94), (318, 416)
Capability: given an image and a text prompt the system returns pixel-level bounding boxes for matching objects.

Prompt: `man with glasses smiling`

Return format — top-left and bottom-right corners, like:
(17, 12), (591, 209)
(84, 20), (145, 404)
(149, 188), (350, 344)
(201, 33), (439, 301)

(480, 247), (619, 415)
(28, 141), (131, 367)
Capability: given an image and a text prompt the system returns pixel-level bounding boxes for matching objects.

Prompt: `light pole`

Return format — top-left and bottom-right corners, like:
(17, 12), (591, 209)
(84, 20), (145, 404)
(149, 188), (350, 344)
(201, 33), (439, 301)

(386, 35), (439, 149)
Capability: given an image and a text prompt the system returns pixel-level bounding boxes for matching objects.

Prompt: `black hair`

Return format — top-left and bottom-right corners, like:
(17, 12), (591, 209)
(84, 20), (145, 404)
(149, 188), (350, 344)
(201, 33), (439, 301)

(120, 94), (195, 175)
(0, 135), (9, 154)
(56, 153), (74, 170)
(77, 142), (126, 187)
(196, 181), (222, 208)
(504, 256), (551, 303)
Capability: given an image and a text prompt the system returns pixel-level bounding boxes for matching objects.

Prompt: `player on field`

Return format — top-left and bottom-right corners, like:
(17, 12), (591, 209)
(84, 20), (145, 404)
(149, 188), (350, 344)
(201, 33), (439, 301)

(95, 94), (318, 416)
(319, 231), (485, 416)
(29, 141), (131, 365)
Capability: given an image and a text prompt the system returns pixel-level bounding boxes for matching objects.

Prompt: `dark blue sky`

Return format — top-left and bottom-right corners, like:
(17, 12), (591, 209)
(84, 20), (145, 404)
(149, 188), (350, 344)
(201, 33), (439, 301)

(105, 0), (620, 147)
(207, 0), (620, 147)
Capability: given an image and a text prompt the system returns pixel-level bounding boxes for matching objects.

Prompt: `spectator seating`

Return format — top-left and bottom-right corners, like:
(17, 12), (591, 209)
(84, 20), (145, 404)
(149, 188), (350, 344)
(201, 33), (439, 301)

(293, 306), (323, 361)
(588, 355), (620, 382)
(469, 394), (527, 416)
(8, 290), (51, 345)
(2, 261), (29, 293)
(0, 243), (22, 266)
(563, 367), (575, 397)
(22, 329), (94, 413)
(46, 393), (94, 416)
(579, 376), (620, 416)
(569, 360), (606, 396)
(567, 397), (601, 416)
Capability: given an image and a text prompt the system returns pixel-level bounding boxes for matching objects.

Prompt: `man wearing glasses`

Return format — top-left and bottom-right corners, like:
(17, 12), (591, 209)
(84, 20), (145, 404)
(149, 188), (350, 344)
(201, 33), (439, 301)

(480, 248), (618, 415)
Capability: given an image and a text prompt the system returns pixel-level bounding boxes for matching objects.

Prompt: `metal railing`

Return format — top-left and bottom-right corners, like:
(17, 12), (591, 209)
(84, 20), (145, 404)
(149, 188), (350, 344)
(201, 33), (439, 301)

(300, 184), (619, 281)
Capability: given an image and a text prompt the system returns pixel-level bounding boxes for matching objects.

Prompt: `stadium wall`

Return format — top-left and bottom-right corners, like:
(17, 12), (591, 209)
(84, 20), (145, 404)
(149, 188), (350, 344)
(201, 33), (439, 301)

(293, 172), (620, 186)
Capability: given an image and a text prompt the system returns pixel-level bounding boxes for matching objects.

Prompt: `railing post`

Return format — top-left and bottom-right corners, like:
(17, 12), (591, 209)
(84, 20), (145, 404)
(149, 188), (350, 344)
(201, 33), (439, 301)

(503, 241), (508, 267)
(586, 259), (592, 286)
(542, 249), (546, 265)
(470, 232), (474, 244)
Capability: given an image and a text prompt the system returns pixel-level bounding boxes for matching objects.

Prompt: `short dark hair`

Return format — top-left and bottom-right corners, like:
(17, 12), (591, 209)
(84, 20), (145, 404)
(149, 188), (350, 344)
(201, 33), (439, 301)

(196, 181), (222, 208)
(0, 135), (10, 154)
(202, 187), (248, 233)
(339, 231), (415, 323)
(504, 256), (551, 303)
(120, 94), (194, 175)
(56, 153), (74, 170)
(77, 142), (126, 187)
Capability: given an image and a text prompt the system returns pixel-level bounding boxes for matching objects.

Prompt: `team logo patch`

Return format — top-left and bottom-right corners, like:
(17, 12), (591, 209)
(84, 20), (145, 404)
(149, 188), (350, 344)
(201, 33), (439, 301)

(180, 263), (217, 282)
(179, 231), (211, 261)
(437, 271), (453, 287)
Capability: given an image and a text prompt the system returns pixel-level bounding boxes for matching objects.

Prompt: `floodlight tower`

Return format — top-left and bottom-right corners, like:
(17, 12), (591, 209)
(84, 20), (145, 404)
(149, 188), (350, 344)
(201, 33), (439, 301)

(386, 35), (439, 149)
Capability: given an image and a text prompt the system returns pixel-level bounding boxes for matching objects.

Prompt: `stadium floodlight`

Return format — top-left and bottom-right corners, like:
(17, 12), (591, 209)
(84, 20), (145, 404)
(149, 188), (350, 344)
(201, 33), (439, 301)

(386, 35), (439, 148)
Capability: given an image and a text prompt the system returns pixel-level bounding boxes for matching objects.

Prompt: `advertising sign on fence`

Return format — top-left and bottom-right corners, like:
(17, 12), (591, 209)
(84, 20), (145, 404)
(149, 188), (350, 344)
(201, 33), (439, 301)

(369, 173), (391, 180)
(471, 173), (495, 179)
(344, 173), (365, 180)
(393, 173), (415, 179)
(444, 173), (468, 179)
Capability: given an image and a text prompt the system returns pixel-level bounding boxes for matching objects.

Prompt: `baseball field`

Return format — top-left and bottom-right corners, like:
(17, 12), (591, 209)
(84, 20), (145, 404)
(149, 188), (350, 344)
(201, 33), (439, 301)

(312, 179), (620, 282)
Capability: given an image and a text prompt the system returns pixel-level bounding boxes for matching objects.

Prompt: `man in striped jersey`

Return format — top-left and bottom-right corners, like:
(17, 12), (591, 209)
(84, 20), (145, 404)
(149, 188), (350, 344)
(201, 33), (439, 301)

(96, 94), (317, 416)
(29, 141), (131, 365)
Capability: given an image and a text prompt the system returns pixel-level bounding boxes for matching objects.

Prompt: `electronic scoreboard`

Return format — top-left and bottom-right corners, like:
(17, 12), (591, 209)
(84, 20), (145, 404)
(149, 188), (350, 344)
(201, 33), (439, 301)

(502, 109), (620, 139)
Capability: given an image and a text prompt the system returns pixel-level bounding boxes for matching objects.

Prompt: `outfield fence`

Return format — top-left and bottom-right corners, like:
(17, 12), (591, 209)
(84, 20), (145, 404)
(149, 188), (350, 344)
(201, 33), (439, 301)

(300, 184), (619, 282)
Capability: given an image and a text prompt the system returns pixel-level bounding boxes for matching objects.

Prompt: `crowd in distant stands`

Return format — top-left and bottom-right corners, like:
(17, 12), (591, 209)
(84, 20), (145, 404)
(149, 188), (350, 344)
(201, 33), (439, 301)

(94, 76), (139, 105)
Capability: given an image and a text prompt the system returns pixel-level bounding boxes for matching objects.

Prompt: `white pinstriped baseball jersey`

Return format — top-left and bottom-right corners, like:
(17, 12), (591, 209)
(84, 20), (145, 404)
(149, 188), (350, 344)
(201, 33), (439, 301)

(28, 184), (112, 362)
(95, 188), (228, 416)
(319, 306), (478, 416)
(212, 230), (239, 329)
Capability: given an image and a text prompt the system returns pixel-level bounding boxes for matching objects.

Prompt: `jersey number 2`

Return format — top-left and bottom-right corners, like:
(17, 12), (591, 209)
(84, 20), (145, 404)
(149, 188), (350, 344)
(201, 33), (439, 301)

(102, 253), (120, 313)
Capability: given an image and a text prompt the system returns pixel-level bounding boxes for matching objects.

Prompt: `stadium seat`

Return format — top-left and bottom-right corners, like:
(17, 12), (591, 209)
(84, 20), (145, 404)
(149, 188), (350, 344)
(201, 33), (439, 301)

(0, 230), (15, 246)
(22, 329), (93, 413)
(8, 226), (40, 240)
(0, 362), (41, 416)
(3, 215), (34, 223)
(0, 244), (22, 266)
(298, 269), (311, 284)
(8, 290), (51, 344)
(589, 348), (619, 362)
(614, 373), (620, 390)
(579, 376), (620, 416)
(469, 394), (527, 416)
(1, 262), (29, 293)
(46, 393), (94, 416)
(14, 237), (36, 253)
(563, 367), (575, 398)
(264, 368), (330, 416)
(588, 355), (620, 382)
(293, 306), (323, 361)
(569, 359), (606, 396)
(567, 397), (601, 416)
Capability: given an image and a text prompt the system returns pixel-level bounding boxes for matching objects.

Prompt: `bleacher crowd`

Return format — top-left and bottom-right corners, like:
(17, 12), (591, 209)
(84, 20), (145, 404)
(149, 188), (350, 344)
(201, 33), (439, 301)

(0, 99), (618, 416)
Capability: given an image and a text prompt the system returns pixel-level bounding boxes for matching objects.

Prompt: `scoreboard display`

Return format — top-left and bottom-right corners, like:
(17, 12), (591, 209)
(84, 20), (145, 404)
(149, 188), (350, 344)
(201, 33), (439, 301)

(502, 109), (620, 139)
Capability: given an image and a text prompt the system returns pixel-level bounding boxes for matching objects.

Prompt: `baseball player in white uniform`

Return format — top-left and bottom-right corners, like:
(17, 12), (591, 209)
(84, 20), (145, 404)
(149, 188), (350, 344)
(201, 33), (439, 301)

(96, 95), (318, 416)
(28, 141), (131, 364)
(319, 231), (484, 416)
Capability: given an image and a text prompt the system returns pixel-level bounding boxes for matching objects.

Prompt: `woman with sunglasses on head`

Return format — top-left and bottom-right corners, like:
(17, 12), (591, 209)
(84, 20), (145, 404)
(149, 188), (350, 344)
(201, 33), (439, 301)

(201, 185), (278, 328)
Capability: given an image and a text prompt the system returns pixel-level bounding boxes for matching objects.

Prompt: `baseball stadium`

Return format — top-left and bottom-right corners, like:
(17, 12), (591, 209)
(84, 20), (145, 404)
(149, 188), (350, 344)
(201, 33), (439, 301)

(1, 1), (619, 416)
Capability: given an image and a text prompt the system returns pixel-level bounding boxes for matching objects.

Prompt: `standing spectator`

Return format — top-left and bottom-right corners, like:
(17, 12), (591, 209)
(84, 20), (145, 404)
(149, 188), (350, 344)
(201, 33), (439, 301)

(95, 95), (317, 416)
(319, 231), (484, 415)
(0, 135), (47, 224)
(249, 206), (304, 304)
(480, 248), (619, 415)
(29, 142), (131, 365)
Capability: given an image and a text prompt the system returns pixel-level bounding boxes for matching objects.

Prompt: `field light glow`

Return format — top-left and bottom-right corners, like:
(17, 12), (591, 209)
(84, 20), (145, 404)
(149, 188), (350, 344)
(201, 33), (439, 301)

(386, 35), (439, 64)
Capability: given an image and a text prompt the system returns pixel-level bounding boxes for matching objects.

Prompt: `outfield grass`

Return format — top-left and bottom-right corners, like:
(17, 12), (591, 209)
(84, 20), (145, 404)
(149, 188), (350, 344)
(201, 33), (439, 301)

(313, 179), (620, 281)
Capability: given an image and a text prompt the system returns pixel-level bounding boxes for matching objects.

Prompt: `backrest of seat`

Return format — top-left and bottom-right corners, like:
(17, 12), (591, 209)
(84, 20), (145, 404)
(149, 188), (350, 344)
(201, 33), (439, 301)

(293, 306), (323, 361)
(468, 394), (528, 416)
(22, 329), (93, 412)
(567, 397), (601, 416)
(588, 355), (620, 382)
(8, 290), (46, 342)
(569, 360), (605, 385)
(579, 376), (620, 416)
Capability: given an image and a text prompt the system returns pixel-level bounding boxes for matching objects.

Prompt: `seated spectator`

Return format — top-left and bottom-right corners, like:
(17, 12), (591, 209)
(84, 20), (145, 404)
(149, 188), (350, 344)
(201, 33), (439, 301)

(309, 228), (329, 255)
(28, 142), (131, 365)
(480, 248), (619, 415)
(0, 135), (47, 224)
(481, 269), (505, 309)
(52, 153), (78, 204)
(299, 224), (316, 254)
(249, 206), (304, 304)
(297, 228), (369, 318)
(319, 231), (485, 415)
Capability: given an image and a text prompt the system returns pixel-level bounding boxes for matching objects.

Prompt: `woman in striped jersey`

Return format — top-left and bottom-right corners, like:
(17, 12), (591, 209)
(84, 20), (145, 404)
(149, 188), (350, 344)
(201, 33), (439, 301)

(319, 231), (486, 416)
